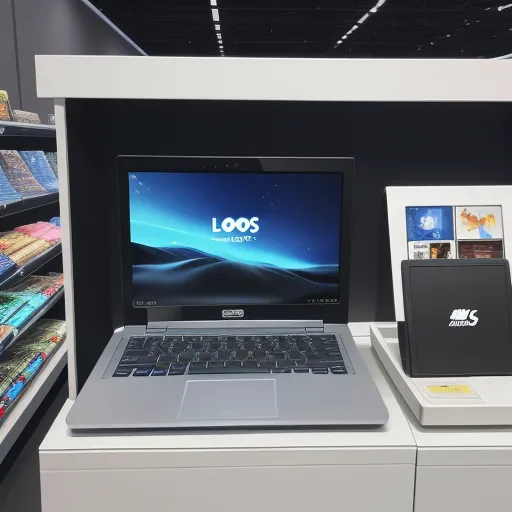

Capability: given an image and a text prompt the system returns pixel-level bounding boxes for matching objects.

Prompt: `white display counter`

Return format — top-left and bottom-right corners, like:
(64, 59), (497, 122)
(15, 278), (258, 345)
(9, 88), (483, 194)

(412, 414), (512, 512)
(371, 322), (512, 512)
(371, 323), (512, 426)
(34, 56), (512, 512)
(39, 335), (416, 512)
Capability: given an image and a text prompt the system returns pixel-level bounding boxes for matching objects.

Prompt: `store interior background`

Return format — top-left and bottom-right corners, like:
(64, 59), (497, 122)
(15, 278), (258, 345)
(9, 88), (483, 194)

(1, 0), (511, 510)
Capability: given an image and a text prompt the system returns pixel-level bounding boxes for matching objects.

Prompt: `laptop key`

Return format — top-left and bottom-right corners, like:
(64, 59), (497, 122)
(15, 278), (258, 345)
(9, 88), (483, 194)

(287, 350), (303, 360)
(322, 357), (344, 364)
(232, 349), (249, 360)
(331, 367), (347, 374)
(113, 368), (133, 377)
(178, 350), (196, 363)
(252, 350), (266, 361)
(294, 368), (309, 373)
(137, 355), (158, 365)
(164, 335), (183, 343)
(312, 368), (328, 374)
(215, 349), (232, 361)
(133, 368), (152, 377)
(267, 351), (286, 360)
(124, 349), (147, 356)
(158, 354), (178, 363)
(127, 336), (146, 348)
(168, 368), (186, 376)
(272, 368), (291, 373)
(151, 369), (167, 376)
(195, 351), (211, 362)
(120, 356), (139, 364)
(277, 360), (295, 368)
(189, 362), (207, 372)
(277, 339), (291, 350)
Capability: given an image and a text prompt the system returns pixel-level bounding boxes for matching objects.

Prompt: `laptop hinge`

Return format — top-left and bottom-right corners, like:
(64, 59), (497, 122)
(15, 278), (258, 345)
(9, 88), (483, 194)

(145, 319), (324, 334)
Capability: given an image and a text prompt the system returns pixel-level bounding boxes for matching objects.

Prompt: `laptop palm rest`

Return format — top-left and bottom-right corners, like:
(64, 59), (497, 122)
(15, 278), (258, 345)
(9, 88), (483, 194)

(178, 379), (278, 420)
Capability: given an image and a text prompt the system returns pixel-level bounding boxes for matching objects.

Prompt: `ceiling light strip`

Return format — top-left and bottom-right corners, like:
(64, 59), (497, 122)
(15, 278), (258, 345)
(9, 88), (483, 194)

(329, 0), (387, 52)
(211, 1), (224, 56)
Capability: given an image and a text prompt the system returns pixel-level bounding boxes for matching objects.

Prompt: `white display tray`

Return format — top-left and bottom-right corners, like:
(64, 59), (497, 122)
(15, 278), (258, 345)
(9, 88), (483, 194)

(370, 322), (512, 426)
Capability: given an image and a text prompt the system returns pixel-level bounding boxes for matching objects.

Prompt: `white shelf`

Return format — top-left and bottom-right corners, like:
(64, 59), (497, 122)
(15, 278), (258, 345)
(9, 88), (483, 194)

(35, 56), (512, 102)
(0, 340), (66, 465)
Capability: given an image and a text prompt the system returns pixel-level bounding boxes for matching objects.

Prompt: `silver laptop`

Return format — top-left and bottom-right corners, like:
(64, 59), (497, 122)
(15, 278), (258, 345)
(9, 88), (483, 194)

(66, 156), (388, 430)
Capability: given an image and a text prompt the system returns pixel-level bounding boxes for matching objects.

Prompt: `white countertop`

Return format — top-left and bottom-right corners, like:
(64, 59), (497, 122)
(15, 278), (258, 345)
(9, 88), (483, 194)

(40, 335), (416, 471)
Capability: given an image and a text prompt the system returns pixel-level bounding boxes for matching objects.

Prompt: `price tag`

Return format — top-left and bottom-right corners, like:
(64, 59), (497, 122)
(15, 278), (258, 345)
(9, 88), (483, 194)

(427, 385), (473, 395)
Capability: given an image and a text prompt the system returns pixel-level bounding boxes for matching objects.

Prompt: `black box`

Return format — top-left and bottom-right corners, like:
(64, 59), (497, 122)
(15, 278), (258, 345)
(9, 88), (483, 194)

(399, 259), (512, 377)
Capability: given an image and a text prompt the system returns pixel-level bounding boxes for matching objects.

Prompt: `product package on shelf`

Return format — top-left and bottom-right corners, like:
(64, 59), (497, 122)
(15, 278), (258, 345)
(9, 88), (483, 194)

(0, 274), (64, 354)
(0, 90), (13, 122)
(0, 151), (47, 197)
(0, 219), (62, 286)
(0, 162), (22, 205)
(0, 319), (66, 424)
(44, 152), (58, 178)
(11, 110), (41, 125)
(19, 151), (59, 192)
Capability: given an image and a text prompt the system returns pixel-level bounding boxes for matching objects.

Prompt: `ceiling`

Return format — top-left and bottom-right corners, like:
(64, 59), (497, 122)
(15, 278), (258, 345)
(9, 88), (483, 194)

(90, 0), (512, 58)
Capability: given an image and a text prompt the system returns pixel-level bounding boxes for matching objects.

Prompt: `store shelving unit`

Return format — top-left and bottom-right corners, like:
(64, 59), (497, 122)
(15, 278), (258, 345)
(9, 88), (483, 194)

(0, 191), (58, 217)
(0, 121), (56, 138)
(0, 244), (62, 291)
(0, 340), (66, 464)
(0, 113), (66, 467)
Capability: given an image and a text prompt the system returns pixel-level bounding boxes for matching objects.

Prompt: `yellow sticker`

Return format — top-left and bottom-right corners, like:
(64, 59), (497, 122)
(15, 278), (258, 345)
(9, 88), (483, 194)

(427, 385), (473, 394)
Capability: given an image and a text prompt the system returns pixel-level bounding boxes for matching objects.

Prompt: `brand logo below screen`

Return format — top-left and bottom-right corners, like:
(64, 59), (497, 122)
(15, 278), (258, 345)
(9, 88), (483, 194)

(449, 309), (479, 327)
(212, 217), (259, 233)
(222, 309), (245, 318)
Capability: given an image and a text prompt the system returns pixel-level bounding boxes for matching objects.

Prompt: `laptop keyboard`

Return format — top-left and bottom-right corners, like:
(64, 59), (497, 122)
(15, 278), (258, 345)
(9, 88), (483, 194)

(113, 334), (347, 377)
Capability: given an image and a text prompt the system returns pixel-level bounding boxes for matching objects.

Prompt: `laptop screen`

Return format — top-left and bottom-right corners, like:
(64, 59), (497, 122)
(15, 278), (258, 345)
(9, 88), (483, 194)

(128, 170), (343, 307)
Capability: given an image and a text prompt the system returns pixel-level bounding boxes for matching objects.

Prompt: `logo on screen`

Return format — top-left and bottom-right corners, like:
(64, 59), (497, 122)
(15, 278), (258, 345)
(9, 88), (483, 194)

(212, 217), (259, 233)
(449, 309), (478, 327)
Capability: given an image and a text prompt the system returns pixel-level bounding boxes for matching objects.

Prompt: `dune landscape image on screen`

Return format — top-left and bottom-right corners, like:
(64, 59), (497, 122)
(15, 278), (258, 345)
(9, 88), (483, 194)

(128, 171), (342, 306)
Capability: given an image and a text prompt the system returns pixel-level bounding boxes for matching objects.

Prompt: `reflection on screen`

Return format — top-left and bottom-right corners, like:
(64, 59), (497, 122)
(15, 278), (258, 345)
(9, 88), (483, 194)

(129, 171), (342, 306)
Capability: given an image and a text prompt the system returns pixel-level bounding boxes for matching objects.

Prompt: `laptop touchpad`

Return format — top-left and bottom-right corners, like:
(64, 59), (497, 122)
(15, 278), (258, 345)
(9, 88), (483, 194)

(178, 379), (278, 420)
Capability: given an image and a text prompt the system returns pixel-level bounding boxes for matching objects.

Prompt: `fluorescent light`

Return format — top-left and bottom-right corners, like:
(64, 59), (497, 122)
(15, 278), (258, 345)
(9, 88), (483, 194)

(498, 3), (512, 11)
(217, 33), (222, 38)
(337, 40), (342, 44)
(210, 0), (217, 5)
(215, 24), (220, 30)
(330, 0), (386, 52)
(212, 9), (219, 21)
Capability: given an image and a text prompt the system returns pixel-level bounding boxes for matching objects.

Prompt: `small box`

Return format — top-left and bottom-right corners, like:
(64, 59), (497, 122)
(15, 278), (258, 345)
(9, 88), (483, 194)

(399, 259), (512, 378)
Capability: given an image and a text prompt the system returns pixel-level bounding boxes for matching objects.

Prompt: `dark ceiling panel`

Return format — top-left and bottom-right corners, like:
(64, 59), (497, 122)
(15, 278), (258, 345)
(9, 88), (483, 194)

(89, 0), (512, 58)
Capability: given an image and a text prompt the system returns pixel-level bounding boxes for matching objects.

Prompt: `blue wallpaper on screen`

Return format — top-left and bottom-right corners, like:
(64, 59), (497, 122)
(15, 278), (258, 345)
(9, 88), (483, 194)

(128, 171), (342, 306)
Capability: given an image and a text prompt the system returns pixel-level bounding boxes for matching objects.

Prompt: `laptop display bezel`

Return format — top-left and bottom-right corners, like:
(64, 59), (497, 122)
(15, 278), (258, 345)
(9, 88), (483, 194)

(117, 155), (353, 324)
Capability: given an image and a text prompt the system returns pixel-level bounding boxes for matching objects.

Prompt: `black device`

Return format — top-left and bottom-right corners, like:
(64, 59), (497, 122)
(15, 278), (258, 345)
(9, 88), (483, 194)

(398, 259), (512, 377)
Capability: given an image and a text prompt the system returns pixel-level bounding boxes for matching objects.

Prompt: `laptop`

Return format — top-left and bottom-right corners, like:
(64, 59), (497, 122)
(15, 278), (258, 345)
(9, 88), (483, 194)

(66, 156), (388, 430)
